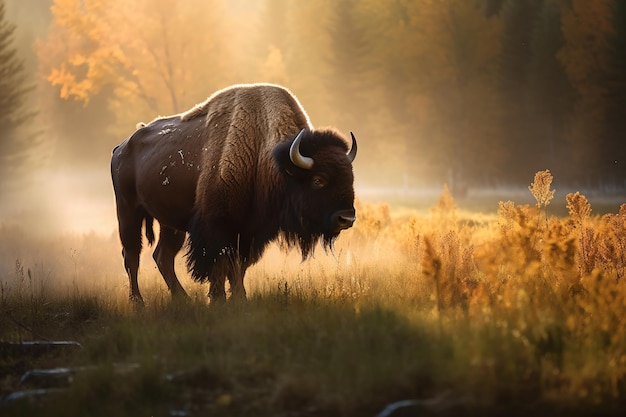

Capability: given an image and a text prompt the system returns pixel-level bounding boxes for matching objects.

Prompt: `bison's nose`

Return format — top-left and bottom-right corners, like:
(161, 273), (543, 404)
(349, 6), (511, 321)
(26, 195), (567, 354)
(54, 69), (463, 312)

(331, 209), (356, 231)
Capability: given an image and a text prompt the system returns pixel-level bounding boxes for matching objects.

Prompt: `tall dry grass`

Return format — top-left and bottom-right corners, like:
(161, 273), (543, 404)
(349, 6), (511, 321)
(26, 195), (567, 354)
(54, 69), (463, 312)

(1, 171), (626, 415)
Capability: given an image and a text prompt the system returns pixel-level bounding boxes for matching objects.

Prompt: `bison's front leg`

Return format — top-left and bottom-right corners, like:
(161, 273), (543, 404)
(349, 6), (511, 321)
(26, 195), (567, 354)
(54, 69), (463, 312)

(207, 260), (227, 303)
(208, 252), (248, 301)
(228, 275), (247, 300)
(208, 276), (226, 303)
(227, 255), (249, 300)
(206, 274), (247, 302)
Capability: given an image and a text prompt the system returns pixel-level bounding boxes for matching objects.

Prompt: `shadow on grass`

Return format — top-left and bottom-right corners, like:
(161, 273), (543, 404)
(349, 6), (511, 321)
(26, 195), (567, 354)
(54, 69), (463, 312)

(2, 290), (625, 417)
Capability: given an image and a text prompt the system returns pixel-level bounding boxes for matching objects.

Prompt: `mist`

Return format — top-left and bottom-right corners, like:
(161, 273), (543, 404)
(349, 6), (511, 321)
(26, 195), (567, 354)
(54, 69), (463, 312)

(1, 0), (625, 236)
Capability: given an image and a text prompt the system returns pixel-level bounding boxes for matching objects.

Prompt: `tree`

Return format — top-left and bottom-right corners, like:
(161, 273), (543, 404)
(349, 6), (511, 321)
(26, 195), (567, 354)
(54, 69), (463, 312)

(485, 0), (507, 17)
(497, 0), (544, 183)
(324, 0), (374, 130)
(372, 0), (503, 190)
(558, 0), (613, 185)
(251, 0), (291, 85)
(603, 0), (626, 186)
(280, 0), (334, 121)
(0, 0), (37, 191)
(525, 1), (574, 179)
(423, 0), (503, 191)
(38, 0), (232, 133)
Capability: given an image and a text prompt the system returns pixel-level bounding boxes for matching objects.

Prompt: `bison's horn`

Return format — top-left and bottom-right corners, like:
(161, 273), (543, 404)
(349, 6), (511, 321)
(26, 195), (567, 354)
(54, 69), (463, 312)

(348, 132), (357, 163)
(289, 129), (314, 170)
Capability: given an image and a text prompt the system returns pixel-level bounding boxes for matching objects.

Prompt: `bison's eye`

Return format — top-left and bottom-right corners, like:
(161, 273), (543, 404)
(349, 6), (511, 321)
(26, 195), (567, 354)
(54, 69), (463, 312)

(311, 175), (327, 190)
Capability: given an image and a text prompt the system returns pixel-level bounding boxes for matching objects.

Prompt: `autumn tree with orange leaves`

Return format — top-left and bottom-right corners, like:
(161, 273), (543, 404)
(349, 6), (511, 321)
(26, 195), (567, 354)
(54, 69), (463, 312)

(38, 0), (232, 131)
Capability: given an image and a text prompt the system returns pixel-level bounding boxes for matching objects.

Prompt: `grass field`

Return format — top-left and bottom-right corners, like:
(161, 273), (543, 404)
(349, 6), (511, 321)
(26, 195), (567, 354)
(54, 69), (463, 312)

(1, 172), (626, 416)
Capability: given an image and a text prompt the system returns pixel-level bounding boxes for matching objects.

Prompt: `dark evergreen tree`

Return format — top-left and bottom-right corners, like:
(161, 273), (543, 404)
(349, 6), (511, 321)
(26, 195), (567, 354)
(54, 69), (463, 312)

(0, 0), (37, 191)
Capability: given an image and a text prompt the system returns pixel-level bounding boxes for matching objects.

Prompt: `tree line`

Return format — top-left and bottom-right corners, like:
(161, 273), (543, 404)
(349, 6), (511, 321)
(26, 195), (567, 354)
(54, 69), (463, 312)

(2, 0), (625, 192)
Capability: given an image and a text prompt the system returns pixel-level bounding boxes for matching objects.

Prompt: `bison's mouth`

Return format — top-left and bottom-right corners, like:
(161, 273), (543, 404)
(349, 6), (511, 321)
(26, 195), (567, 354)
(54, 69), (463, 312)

(328, 208), (356, 233)
(290, 208), (356, 261)
(319, 208), (356, 253)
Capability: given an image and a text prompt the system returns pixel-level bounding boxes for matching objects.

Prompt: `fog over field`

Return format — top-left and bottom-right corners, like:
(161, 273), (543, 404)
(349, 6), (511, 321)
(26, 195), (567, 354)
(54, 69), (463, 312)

(2, 0), (626, 240)
(1, 0), (626, 328)
(0, 0), (624, 306)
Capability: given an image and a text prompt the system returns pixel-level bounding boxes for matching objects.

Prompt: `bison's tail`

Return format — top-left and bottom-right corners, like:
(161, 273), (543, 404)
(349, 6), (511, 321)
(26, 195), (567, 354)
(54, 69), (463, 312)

(144, 215), (155, 246)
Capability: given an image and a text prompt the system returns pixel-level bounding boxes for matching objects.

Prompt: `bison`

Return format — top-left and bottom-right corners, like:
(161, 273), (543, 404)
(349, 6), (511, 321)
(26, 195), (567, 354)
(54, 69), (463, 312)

(111, 84), (357, 303)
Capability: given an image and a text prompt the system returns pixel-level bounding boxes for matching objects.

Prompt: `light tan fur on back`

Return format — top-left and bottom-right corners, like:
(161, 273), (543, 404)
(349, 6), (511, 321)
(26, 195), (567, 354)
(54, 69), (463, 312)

(187, 83), (312, 222)
(180, 83), (310, 124)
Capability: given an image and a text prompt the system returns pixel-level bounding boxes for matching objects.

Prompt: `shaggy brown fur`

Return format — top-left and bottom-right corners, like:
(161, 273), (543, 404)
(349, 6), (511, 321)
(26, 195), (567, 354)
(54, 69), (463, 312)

(111, 84), (356, 303)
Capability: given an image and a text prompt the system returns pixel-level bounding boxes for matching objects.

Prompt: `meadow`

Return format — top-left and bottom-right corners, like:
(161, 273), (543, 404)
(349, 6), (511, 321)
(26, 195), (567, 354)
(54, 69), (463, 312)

(1, 170), (626, 416)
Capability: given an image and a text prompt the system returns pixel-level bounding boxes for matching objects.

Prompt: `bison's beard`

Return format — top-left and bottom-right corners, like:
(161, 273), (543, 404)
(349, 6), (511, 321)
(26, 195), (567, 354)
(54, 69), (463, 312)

(277, 207), (345, 261)
(321, 231), (340, 255)
(279, 229), (340, 261)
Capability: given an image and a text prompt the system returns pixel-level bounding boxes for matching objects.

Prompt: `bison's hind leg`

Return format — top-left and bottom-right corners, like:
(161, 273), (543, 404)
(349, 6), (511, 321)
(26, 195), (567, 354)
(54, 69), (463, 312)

(153, 226), (189, 300)
(117, 209), (145, 304)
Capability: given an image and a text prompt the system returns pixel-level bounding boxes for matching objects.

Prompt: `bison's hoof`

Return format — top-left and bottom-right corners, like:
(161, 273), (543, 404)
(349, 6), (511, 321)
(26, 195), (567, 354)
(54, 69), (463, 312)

(129, 293), (145, 307)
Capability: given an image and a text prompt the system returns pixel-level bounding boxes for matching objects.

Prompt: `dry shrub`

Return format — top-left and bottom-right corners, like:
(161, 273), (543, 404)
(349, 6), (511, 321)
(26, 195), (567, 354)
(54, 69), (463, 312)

(596, 206), (626, 280)
(566, 191), (592, 225)
(432, 183), (457, 214)
(572, 270), (626, 397)
(2, 171), (624, 321)
(492, 200), (541, 270)
(352, 199), (392, 241)
(430, 183), (458, 232)
(529, 169), (555, 209)
(420, 230), (480, 316)
(563, 193), (626, 280)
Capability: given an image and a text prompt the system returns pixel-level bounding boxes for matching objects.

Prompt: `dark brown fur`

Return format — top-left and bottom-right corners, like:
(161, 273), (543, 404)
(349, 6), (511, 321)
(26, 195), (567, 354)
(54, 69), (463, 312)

(111, 84), (356, 303)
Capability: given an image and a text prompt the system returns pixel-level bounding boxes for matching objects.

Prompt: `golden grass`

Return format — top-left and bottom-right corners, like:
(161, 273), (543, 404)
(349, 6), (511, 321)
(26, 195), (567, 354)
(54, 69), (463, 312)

(1, 173), (626, 415)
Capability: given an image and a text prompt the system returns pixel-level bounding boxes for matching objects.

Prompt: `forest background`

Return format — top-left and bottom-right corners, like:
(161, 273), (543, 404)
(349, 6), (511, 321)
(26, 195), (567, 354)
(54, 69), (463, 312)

(1, 0), (626, 234)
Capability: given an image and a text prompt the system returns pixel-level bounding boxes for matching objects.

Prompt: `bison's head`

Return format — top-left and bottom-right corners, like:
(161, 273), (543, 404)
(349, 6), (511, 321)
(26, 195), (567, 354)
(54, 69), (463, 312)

(273, 128), (357, 256)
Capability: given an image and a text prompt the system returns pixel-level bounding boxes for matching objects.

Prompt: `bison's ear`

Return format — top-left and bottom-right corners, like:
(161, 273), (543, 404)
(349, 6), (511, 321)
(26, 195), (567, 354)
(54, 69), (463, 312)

(273, 129), (316, 176)
(272, 141), (300, 177)
(272, 142), (293, 175)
